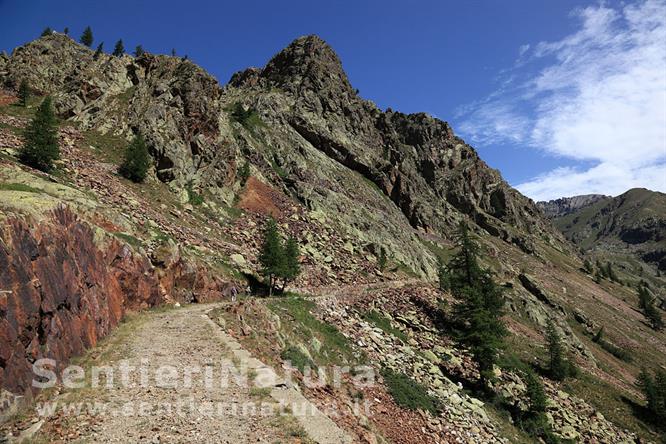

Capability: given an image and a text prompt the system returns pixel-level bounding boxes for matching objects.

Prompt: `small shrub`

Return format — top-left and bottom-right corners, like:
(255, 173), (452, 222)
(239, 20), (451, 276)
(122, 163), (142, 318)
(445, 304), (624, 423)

(0, 183), (41, 193)
(593, 329), (632, 363)
(118, 134), (150, 182)
(112, 232), (143, 250)
(381, 368), (440, 415)
(600, 341), (632, 362)
(378, 249), (387, 271)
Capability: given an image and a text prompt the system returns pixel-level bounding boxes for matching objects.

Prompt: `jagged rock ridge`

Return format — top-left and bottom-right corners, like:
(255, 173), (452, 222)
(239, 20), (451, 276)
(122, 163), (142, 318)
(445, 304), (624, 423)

(538, 194), (609, 218)
(0, 34), (569, 279)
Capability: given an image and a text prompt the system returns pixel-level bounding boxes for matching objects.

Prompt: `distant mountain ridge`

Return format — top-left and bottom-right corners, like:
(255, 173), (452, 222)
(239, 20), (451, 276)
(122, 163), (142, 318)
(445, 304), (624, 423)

(540, 188), (666, 272)
(537, 194), (610, 218)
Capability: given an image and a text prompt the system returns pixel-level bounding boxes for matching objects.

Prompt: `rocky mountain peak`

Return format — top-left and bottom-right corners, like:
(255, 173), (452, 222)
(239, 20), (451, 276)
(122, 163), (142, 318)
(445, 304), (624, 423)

(259, 35), (353, 93)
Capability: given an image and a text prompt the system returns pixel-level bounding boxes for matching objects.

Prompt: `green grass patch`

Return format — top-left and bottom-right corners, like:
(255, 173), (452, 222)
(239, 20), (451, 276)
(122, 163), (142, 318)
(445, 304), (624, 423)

(0, 182), (42, 193)
(391, 260), (420, 278)
(268, 297), (361, 367)
(83, 130), (128, 163)
(0, 96), (42, 118)
(186, 185), (204, 205)
(227, 102), (264, 132)
(561, 372), (657, 442)
(280, 346), (316, 373)
(381, 368), (440, 415)
(249, 387), (272, 399)
(112, 232), (143, 250)
(363, 310), (408, 342)
(497, 350), (531, 373)
(420, 238), (454, 264)
(269, 154), (287, 179)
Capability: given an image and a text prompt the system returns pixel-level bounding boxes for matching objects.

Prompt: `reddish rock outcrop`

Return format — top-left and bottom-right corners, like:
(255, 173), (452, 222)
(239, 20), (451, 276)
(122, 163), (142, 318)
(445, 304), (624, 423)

(0, 206), (226, 396)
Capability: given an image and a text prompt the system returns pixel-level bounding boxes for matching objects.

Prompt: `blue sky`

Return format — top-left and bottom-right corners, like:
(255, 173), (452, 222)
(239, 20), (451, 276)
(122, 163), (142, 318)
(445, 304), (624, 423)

(1, 0), (664, 200)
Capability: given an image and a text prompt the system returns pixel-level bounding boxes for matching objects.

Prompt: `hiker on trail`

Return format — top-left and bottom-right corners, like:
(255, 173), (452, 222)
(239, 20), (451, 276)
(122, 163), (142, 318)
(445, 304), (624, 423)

(231, 285), (238, 303)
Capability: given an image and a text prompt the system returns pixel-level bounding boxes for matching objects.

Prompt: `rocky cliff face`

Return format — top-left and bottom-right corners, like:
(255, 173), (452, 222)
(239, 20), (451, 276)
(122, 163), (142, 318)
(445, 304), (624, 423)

(0, 207), (155, 395)
(537, 194), (609, 218)
(1, 34), (228, 188)
(0, 203), (233, 396)
(230, 36), (563, 255)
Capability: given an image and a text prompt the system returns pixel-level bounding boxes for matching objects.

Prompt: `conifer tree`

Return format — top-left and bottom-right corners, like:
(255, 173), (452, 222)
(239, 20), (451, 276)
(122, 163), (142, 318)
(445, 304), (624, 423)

(449, 222), (507, 382)
(18, 80), (30, 107)
(118, 134), (150, 183)
(63, 27), (69, 35)
(378, 249), (387, 271)
(438, 260), (451, 291)
(280, 236), (301, 288)
(638, 368), (666, 423)
(583, 259), (593, 274)
(19, 97), (59, 172)
(112, 39), (125, 57)
(259, 218), (284, 296)
(524, 370), (547, 414)
(545, 319), (576, 380)
(93, 42), (104, 60)
(171, 48), (177, 57)
(41, 27), (53, 37)
(606, 262), (617, 282)
(134, 45), (145, 57)
(80, 26), (93, 47)
(520, 369), (559, 442)
(238, 160), (250, 185)
(638, 284), (664, 330)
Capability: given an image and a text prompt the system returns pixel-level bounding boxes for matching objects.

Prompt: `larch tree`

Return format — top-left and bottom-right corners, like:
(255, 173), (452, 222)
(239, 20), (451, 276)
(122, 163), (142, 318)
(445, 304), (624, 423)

(80, 26), (93, 47)
(19, 97), (59, 172)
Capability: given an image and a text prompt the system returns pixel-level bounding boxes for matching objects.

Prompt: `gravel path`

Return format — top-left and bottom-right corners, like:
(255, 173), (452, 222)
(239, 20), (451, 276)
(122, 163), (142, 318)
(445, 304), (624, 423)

(43, 303), (331, 443)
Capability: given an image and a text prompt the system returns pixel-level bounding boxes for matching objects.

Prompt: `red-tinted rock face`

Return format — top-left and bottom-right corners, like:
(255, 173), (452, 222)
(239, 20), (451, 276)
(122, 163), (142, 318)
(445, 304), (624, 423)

(0, 206), (226, 396)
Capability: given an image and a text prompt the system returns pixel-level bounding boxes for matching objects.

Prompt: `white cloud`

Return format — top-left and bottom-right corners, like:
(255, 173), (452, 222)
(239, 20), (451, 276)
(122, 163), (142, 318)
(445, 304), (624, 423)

(457, 0), (666, 201)
(516, 162), (666, 201)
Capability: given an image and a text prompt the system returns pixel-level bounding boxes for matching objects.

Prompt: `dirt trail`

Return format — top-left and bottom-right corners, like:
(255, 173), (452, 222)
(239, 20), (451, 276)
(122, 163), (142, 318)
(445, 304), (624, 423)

(30, 303), (347, 443)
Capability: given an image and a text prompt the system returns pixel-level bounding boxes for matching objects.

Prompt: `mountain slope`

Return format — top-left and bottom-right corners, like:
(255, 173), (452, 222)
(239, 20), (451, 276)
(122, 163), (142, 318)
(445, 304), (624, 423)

(1, 34), (570, 279)
(1, 33), (665, 442)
